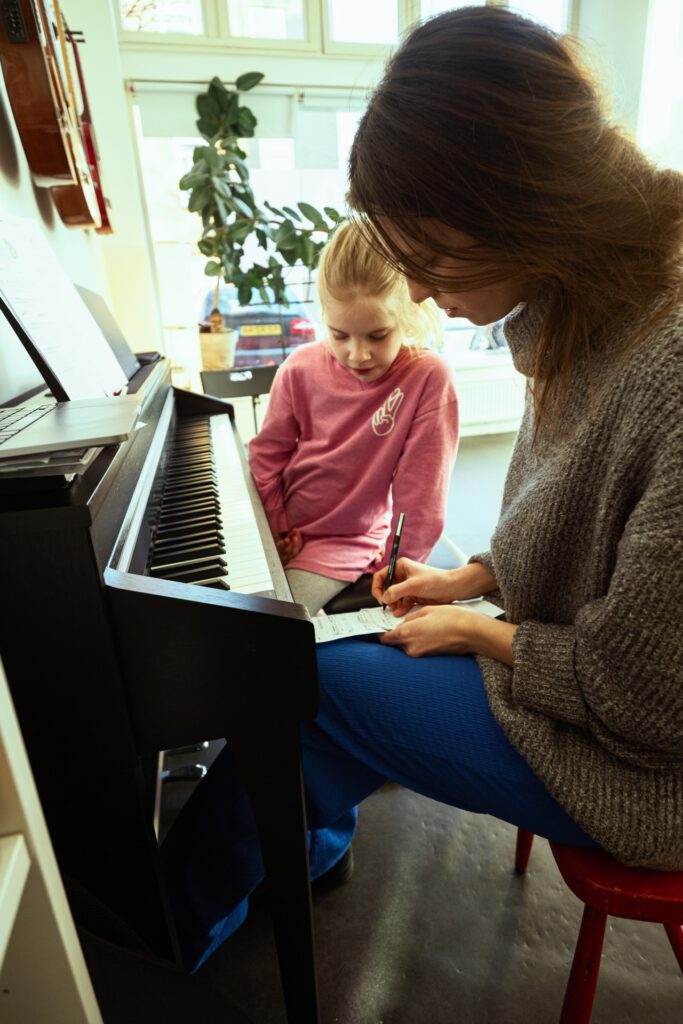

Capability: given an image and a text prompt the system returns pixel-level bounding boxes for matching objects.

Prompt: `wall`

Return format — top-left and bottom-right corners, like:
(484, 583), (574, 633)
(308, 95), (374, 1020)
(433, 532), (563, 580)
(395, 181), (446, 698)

(577, 0), (651, 134)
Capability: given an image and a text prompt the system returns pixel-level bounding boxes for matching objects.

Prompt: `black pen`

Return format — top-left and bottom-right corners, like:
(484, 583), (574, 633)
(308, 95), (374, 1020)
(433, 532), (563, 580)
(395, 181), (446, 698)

(385, 512), (406, 591)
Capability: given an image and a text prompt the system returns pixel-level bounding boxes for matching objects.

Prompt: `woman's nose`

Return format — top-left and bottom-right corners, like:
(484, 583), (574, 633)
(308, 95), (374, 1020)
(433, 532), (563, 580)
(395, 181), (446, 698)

(405, 276), (433, 304)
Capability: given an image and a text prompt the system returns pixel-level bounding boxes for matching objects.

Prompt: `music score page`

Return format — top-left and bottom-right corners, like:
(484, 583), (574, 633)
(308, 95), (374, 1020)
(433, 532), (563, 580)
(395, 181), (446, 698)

(313, 598), (504, 644)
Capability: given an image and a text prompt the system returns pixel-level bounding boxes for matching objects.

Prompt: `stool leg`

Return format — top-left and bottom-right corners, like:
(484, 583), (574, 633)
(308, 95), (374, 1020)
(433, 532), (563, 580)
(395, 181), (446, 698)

(664, 924), (683, 973)
(515, 828), (535, 873)
(559, 904), (607, 1024)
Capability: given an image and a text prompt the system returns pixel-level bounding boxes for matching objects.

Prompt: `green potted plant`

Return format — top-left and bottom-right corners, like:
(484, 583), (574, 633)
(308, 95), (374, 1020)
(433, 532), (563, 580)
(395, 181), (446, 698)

(180, 73), (342, 369)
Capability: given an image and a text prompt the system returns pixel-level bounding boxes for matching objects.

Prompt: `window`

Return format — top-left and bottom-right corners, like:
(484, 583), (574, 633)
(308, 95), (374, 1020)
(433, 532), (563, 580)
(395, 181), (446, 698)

(507, 0), (569, 34)
(133, 87), (365, 379)
(420, 0), (484, 16)
(225, 0), (306, 40)
(326, 0), (398, 45)
(638, 0), (683, 171)
(120, 0), (204, 33)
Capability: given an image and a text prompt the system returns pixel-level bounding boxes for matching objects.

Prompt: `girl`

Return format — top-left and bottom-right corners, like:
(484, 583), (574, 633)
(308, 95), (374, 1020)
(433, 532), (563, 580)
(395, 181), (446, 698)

(247, 219), (459, 615)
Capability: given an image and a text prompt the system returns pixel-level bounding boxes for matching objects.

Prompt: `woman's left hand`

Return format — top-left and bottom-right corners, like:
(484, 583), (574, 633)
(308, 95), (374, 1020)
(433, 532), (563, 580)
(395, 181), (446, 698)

(380, 605), (518, 665)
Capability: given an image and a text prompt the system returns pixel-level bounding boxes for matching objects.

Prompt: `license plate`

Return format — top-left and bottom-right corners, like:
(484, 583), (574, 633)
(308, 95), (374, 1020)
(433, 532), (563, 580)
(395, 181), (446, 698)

(240, 323), (283, 337)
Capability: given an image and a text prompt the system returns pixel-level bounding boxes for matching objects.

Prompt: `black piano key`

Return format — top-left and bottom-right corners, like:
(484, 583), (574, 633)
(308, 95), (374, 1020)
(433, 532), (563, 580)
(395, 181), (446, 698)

(151, 534), (225, 554)
(158, 501), (219, 519)
(149, 546), (226, 571)
(157, 506), (218, 521)
(154, 526), (221, 544)
(150, 561), (227, 584)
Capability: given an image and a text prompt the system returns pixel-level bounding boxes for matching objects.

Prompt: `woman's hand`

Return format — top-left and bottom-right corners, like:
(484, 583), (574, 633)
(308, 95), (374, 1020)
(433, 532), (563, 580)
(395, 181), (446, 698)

(380, 604), (518, 664)
(276, 527), (303, 565)
(372, 557), (498, 616)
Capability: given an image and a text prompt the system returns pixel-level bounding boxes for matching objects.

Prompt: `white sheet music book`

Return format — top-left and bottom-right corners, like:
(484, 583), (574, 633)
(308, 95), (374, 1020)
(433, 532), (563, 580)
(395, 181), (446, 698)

(0, 216), (127, 400)
(313, 598), (504, 643)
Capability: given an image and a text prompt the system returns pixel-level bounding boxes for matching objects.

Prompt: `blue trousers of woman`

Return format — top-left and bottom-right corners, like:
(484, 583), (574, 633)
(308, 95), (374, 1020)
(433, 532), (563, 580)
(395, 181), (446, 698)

(160, 639), (596, 970)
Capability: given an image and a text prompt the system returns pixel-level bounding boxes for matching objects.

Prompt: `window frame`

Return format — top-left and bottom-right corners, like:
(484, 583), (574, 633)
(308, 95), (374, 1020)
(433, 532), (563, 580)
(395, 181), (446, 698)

(116, 0), (577, 56)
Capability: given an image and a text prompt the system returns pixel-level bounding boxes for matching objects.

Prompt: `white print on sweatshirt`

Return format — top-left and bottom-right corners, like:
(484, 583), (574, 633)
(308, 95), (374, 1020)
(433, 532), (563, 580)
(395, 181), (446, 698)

(372, 387), (405, 436)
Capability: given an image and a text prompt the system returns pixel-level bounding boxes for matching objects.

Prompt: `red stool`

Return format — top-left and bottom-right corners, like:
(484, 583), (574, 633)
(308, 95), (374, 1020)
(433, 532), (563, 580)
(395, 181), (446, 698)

(514, 828), (683, 1023)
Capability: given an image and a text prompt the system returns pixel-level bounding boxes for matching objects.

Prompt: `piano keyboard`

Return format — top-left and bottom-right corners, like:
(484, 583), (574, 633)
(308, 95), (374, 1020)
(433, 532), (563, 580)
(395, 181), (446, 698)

(147, 414), (276, 596)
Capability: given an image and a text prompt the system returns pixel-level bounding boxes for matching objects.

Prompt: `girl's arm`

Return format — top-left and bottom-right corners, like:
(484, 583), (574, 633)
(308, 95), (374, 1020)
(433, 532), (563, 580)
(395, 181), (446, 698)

(247, 368), (300, 537)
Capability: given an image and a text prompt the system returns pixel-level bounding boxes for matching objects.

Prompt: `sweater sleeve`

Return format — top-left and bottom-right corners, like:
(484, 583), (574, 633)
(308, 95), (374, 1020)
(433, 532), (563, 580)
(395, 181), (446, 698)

(383, 368), (459, 566)
(511, 421), (683, 763)
(247, 365), (299, 537)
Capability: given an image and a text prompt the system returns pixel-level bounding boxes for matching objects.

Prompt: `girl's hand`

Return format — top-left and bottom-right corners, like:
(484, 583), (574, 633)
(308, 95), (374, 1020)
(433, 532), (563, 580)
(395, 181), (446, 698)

(276, 527), (303, 565)
(372, 558), (498, 617)
(380, 605), (518, 664)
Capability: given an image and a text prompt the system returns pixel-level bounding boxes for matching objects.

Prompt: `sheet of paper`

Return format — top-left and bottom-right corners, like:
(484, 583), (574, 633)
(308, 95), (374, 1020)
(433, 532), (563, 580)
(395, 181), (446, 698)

(313, 598), (504, 644)
(0, 216), (127, 399)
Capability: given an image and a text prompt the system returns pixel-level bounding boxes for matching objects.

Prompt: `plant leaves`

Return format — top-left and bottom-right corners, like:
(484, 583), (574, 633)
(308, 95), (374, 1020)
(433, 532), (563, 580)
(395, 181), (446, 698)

(235, 71), (265, 93)
(237, 107), (257, 137)
(208, 78), (231, 114)
(230, 195), (254, 218)
(324, 206), (342, 223)
(179, 167), (209, 190)
(264, 200), (285, 218)
(282, 205), (302, 222)
(204, 260), (222, 276)
(197, 92), (221, 122)
(297, 201), (325, 227)
(238, 282), (253, 305)
(274, 220), (297, 246)
(188, 185), (213, 212)
(204, 147), (224, 173)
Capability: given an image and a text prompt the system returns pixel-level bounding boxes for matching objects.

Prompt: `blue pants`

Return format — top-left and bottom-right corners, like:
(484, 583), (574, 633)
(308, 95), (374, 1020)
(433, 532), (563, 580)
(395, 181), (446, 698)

(161, 640), (595, 970)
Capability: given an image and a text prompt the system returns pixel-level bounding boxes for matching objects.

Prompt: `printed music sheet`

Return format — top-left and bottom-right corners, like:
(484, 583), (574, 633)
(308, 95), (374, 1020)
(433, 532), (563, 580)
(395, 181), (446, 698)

(313, 598), (504, 644)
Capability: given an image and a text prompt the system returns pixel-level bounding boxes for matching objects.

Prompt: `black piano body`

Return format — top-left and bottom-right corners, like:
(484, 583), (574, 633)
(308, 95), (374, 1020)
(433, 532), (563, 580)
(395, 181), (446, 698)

(0, 358), (320, 1020)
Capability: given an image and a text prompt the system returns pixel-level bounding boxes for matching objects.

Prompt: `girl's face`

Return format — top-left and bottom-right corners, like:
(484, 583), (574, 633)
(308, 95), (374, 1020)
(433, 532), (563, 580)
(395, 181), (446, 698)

(324, 295), (404, 383)
(383, 220), (527, 326)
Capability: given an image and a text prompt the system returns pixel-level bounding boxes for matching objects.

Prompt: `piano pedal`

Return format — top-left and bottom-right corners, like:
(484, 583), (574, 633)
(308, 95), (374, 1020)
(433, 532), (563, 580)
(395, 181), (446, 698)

(164, 741), (209, 757)
(161, 764), (207, 783)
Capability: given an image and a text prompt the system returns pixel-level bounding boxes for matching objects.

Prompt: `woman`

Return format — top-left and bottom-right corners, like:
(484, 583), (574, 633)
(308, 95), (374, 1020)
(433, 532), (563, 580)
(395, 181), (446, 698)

(161, 6), (683, 969)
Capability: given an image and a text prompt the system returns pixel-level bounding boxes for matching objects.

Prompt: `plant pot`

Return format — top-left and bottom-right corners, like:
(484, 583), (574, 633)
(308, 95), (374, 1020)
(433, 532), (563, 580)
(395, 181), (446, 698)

(199, 328), (238, 371)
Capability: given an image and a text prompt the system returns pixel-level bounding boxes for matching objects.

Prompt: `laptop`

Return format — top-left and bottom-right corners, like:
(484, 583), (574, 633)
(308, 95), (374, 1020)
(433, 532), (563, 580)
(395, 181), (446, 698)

(0, 395), (141, 458)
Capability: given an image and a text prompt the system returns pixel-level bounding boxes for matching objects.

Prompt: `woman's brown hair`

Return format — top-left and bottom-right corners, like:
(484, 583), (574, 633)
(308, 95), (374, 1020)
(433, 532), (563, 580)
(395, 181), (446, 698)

(348, 5), (683, 432)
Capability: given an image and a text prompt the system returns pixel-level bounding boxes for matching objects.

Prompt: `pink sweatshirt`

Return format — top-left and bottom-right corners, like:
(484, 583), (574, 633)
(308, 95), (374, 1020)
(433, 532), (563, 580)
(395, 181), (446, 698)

(248, 342), (459, 581)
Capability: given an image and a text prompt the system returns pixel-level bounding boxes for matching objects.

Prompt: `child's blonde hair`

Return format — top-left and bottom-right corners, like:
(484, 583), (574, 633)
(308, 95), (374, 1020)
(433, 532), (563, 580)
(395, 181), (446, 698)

(316, 220), (443, 348)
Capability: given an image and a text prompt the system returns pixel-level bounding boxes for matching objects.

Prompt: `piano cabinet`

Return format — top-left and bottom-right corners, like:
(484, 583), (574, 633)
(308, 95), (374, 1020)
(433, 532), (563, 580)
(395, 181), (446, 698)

(0, 361), (321, 1023)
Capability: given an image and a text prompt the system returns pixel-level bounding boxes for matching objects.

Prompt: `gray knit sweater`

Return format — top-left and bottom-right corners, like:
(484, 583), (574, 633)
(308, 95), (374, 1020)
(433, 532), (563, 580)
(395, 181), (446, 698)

(473, 293), (683, 869)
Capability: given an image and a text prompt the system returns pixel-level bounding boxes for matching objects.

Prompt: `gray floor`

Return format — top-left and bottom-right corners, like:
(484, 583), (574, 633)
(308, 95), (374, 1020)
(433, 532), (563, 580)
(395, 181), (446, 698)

(166, 432), (683, 1023)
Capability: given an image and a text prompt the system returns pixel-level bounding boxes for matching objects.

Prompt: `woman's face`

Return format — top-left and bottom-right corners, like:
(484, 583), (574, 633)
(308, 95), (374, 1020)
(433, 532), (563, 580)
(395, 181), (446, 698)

(382, 220), (527, 326)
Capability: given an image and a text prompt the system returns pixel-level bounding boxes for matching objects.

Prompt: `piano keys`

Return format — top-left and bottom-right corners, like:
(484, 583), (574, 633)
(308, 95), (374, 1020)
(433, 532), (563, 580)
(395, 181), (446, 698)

(147, 413), (276, 595)
(0, 358), (321, 1022)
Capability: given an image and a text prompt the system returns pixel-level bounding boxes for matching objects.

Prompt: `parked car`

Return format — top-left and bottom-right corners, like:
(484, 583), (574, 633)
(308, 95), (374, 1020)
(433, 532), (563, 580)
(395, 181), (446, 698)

(198, 284), (317, 368)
